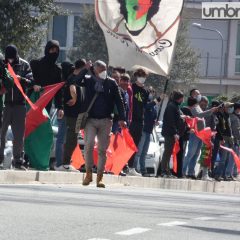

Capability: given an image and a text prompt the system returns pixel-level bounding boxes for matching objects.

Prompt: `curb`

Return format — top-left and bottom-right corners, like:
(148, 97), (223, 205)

(0, 170), (239, 194)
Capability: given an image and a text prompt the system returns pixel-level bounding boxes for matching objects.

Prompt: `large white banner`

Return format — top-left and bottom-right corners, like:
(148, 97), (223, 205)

(95, 0), (183, 76)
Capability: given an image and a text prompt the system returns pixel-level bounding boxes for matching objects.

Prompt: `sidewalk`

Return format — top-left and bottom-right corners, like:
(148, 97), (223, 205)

(0, 170), (239, 194)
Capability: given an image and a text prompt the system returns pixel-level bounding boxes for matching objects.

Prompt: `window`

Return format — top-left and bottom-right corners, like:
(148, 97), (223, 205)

(73, 16), (81, 47)
(52, 16), (68, 47)
(235, 22), (240, 73)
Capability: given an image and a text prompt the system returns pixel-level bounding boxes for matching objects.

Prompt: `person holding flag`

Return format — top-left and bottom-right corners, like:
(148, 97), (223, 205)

(0, 45), (33, 170)
(0, 52), (14, 133)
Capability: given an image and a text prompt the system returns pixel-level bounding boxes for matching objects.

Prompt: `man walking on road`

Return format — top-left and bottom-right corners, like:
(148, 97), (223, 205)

(70, 60), (126, 188)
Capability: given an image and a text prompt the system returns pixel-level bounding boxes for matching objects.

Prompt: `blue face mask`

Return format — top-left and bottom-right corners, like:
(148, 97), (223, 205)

(228, 107), (234, 114)
(149, 94), (153, 101)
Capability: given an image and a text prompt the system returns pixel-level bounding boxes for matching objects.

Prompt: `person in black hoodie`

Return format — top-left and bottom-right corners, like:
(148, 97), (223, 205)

(30, 40), (63, 115)
(0, 45), (32, 170)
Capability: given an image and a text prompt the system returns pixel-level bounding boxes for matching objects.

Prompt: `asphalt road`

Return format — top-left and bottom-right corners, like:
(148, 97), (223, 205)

(0, 184), (239, 240)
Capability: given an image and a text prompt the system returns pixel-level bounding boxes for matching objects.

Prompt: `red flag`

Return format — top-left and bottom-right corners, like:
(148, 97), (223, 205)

(220, 145), (240, 173)
(25, 82), (65, 137)
(71, 145), (85, 169)
(122, 128), (138, 152)
(110, 132), (136, 175)
(172, 140), (180, 174)
(8, 63), (37, 110)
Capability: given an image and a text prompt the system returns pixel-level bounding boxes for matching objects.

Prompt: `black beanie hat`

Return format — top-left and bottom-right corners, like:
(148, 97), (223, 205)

(5, 45), (18, 60)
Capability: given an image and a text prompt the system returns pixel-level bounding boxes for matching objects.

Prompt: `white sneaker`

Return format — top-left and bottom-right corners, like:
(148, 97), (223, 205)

(127, 168), (142, 177)
(202, 175), (213, 181)
(56, 165), (79, 172)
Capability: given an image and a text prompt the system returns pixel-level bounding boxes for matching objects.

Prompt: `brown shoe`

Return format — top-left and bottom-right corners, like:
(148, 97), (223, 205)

(82, 170), (93, 186)
(96, 172), (105, 188)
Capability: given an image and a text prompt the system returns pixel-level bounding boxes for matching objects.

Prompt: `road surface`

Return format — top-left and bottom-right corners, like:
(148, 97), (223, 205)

(0, 184), (239, 240)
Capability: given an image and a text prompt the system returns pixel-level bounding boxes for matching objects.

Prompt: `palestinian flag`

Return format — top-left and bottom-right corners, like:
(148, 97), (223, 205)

(24, 83), (64, 170)
(199, 144), (212, 168)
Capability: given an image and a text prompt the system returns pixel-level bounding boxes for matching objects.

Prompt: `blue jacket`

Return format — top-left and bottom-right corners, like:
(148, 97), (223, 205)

(143, 101), (157, 133)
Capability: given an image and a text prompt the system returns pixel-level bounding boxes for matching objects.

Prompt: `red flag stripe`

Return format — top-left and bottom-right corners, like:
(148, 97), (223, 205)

(8, 63), (37, 110)
(220, 145), (240, 173)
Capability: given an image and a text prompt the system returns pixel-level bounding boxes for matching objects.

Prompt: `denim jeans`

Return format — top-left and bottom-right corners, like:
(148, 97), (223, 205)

(55, 118), (66, 167)
(225, 144), (239, 177)
(214, 140), (231, 177)
(183, 133), (203, 176)
(133, 131), (151, 173)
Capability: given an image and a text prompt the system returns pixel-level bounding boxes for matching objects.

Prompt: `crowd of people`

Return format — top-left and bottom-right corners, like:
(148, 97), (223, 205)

(0, 39), (239, 188)
(162, 89), (240, 182)
(0, 39), (162, 187)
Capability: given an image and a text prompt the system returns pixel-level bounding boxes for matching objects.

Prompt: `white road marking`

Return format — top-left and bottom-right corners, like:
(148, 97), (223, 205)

(158, 221), (187, 227)
(88, 238), (110, 240)
(115, 227), (151, 236)
(223, 214), (239, 218)
(194, 217), (215, 221)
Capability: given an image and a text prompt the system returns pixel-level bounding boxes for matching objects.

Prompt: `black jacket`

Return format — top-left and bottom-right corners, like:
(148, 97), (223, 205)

(216, 111), (232, 140)
(30, 40), (62, 111)
(70, 68), (125, 120)
(162, 100), (182, 137)
(131, 83), (149, 123)
(4, 58), (32, 105)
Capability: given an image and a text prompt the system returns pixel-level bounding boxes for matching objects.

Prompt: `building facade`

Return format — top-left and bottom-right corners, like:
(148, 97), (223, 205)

(51, 0), (240, 96)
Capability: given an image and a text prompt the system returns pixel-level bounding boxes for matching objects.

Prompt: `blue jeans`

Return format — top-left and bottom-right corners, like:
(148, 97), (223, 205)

(215, 141), (231, 177)
(133, 131), (151, 174)
(55, 118), (66, 167)
(183, 133), (203, 176)
(225, 144), (239, 177)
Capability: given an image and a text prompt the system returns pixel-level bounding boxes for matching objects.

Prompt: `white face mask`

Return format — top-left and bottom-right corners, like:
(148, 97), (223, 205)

(196, 95), (202, 103)
(99, 70), (107, 79)
(137, 77), (146, 84)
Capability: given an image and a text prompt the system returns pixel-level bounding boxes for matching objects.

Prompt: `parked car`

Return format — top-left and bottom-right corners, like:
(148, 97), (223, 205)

(136, 128), (164, 177)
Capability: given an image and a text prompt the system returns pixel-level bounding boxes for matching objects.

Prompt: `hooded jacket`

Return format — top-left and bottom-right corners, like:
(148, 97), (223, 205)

(4, 45), (32, 106)
(30, 40), (62, 112)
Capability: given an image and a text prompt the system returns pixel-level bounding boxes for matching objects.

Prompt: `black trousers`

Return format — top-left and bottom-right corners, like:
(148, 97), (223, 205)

(0, 105), (26, 164)
(176, 138), (187, 178)
(63, 116), (78, 165)
(128, 121), (143, 168)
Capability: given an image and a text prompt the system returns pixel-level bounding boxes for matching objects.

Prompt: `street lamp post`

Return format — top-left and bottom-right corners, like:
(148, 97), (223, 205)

(192, 23), (224, 95)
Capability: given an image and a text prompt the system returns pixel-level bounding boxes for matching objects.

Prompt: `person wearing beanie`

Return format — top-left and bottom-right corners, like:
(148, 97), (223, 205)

(30, 40), (63, 114)
(0, 53), (14, 134)
(0, 45), (33, 170)
(159, 90), (184, 178)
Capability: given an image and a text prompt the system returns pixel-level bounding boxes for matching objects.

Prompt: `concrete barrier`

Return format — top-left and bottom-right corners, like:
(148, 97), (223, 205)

(0, 170), (239, 194)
